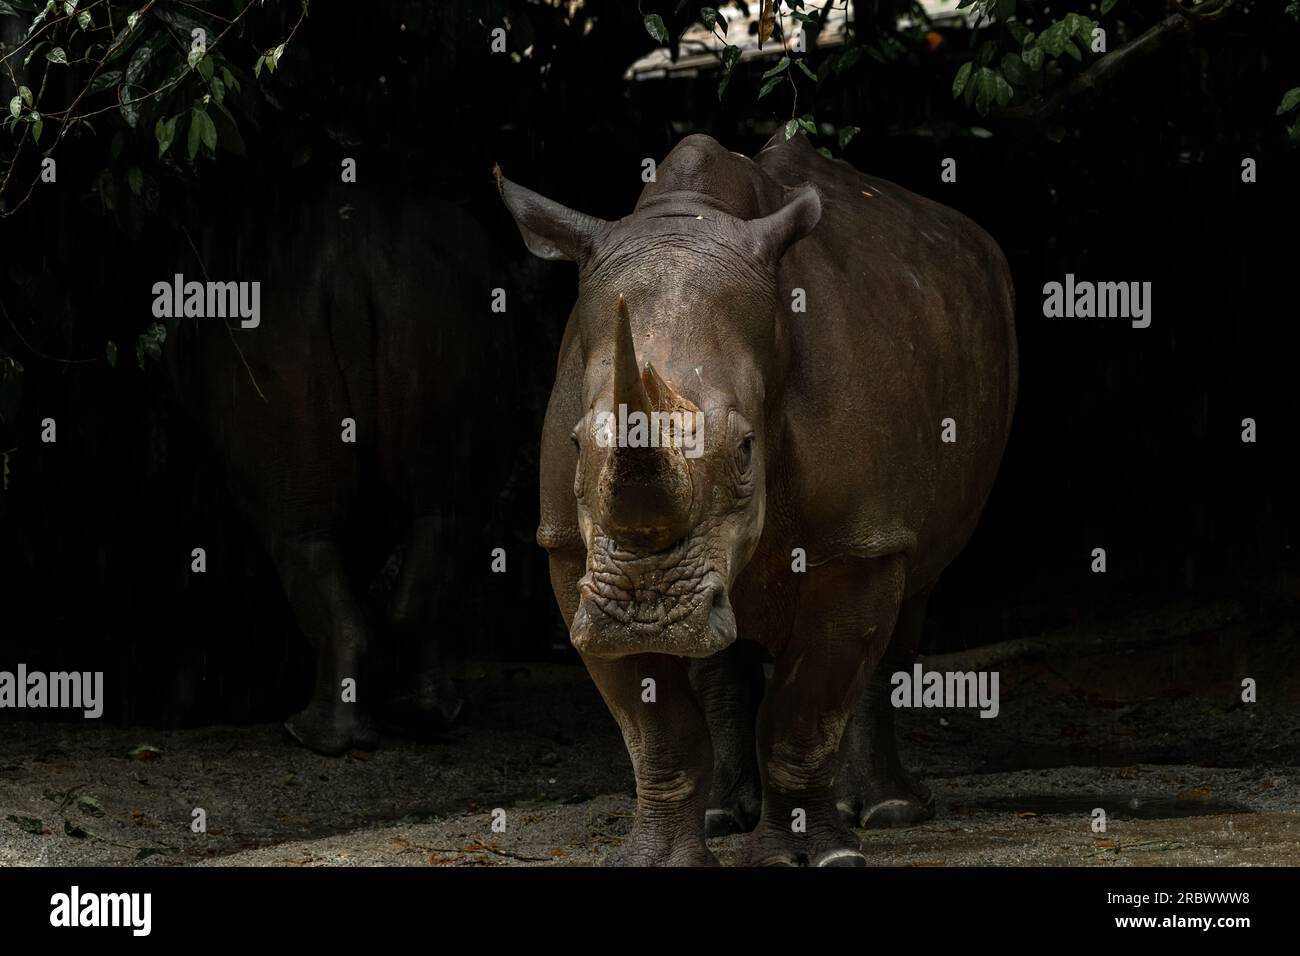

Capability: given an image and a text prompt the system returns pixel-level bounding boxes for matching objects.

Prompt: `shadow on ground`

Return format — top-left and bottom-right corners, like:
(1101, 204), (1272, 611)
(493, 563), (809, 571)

(2, 578), (1297, 866)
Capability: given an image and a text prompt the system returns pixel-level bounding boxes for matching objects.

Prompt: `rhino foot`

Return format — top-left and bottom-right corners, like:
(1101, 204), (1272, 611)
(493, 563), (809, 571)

(284, 702), (379, 756)
(836, 765), (935, 830)
(602, 839), (719, 867)
(703, 785), (761, 837)
(744, 809), (865, 867)
(386, 668), (464, 731)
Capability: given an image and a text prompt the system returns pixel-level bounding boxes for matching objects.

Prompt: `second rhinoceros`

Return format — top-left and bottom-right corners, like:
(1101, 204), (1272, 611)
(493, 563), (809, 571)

(498, 132), (1017, 865)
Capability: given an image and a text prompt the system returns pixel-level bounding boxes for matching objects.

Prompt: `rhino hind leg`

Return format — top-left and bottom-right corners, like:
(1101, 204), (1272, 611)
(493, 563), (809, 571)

(274, 530), (380, 756)
(689, 641), (764, 837)
(746, 556), (905, 867)
(834, 587), (935, 829)
(383, 514), (464, 730)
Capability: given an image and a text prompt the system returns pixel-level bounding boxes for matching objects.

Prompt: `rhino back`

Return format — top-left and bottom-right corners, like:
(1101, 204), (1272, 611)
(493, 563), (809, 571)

(757, 136), (1017, 584)
(169, 187), (510, 541)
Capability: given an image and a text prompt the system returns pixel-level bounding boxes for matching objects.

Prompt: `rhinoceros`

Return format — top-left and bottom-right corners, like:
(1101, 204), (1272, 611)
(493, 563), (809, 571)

(498, 132), (1017, 865)
(167, 186), (514, 756)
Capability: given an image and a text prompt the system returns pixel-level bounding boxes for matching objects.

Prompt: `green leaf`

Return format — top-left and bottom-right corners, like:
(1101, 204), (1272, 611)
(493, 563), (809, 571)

(838, 125), (860, 149)
(1100, 0), (1118, 13)
(995, 0), (1015, 19)
(187, 111), (201, 159)
(974, 67), (997, 115)
(253, 54), (265, 79)
(784, 118), (800, 141)
(267, 43), (285, 72)
(155, 114), (176, 157)
(757, 73), (784, 99)
(126, 165), (143, 195)
(45, 46), (66, 65)
(952, 61), (973, 99)
(834, 45), (862, 74)
(815, 146), (833, 159)
(76, 8), (90, 29)
(795, 58), (817, 81)
(761, 57), (790, 80)
(18, 85), (31, 107)
(1277, 87), (1300, 116)
(7, 96), (19, 119)
(195, 109), (216, 150)
(88, 70), (121, 94)
(30, 116), (41, 143)
(134, 325), (166, 370)
(125, 29), (165, 86)
(105, 341), (117, 367)
(1001, 51), (1028, 85)
(644, 13), (668, 45)
(700, 7), (721, 31)
(0, 2), (21, 18)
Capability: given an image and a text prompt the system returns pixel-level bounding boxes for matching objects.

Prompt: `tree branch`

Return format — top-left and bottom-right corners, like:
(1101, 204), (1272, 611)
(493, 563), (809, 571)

(996, 1), (1236, 126)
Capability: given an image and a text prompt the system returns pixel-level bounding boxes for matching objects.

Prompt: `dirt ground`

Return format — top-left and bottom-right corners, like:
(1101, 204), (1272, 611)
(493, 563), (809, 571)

(2, 587), (1298, 867)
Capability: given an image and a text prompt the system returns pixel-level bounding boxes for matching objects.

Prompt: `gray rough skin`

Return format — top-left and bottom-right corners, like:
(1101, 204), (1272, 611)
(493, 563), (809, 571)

(499, 132), (1017, 866)
(166, 188), (513, 756)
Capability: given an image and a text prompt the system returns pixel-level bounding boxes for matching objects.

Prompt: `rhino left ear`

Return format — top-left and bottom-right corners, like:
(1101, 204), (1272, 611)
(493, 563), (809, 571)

(750, 184), (822, 263)
(495, 165), (610, 263)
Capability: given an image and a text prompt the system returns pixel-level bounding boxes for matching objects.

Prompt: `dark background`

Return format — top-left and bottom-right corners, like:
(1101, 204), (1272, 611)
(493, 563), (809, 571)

(0, 0), (1295, 729)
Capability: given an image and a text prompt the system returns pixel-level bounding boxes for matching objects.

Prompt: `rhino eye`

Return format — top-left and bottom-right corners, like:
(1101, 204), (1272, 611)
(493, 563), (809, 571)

(737, 432), (755, 471)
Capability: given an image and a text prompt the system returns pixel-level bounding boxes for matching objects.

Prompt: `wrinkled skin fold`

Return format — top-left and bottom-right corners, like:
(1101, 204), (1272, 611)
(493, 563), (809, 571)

(500, 131), (1017, 865)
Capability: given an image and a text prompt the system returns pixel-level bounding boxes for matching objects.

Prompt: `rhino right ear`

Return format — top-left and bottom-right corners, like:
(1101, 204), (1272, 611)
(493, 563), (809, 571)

(494, 165), (610, 263)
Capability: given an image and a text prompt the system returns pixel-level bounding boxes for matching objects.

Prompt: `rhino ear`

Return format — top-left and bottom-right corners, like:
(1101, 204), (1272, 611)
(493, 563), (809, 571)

(750, 184), (822, 264)
(495, 165), (610, 263)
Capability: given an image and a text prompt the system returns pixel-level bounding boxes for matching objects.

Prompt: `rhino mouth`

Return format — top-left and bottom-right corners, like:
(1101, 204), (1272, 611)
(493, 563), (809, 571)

(570, 529), (737, 659)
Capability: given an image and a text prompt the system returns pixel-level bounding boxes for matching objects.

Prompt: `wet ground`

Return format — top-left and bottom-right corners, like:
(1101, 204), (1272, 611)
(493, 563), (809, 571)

(2, 584), (1298, 866)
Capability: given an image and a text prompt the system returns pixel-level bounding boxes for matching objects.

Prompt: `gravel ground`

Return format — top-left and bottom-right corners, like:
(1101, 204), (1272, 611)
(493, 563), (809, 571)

(2, 591), (1297, 867)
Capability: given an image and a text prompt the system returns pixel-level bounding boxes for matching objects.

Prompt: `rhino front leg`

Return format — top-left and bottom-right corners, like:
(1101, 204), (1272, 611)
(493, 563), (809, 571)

(836, 586), (935, 829)
(747, 554), (904, 867)
(273, 530), (379, 755)
(689, 641), (764, 837)
(585, 653), (718, 866)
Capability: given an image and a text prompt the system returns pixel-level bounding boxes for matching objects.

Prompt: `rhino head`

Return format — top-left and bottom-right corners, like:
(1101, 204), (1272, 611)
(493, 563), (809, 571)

(498, 137), (821, 659)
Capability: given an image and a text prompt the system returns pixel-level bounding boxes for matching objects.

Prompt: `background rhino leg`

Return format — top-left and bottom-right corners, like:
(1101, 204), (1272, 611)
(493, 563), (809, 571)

(835, 586), (936, 829)
(748, 554), (905, 867)
(385, 513), (463, 729)
(689, 641), (765, 837)
(584, 653), (717, 867)
(273, 530), (379, 756)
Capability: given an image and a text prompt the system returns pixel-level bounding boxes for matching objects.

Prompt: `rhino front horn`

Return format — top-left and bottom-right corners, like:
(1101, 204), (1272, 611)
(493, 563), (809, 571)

(599, 295), (693, 550)
(612, 295), (650, 416)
